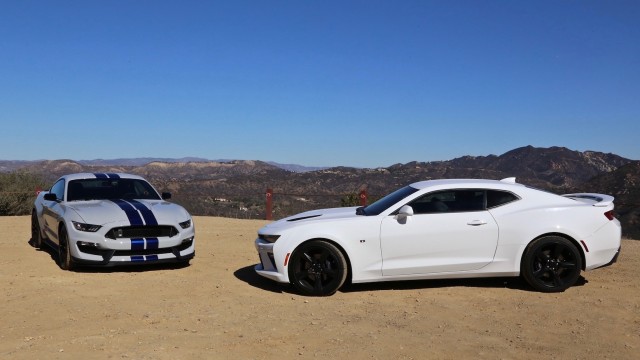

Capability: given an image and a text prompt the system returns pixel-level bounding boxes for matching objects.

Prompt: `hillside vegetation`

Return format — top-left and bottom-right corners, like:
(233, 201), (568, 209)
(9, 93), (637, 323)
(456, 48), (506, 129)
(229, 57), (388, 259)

(1, 146), (638, 238)
(0, 172), (47, 216)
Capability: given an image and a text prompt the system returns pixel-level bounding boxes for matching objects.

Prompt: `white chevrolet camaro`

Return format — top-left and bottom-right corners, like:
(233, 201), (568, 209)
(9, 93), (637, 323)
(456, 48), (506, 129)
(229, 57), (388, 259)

(32, 173), (195, 270)
(255, 178), (621, 296)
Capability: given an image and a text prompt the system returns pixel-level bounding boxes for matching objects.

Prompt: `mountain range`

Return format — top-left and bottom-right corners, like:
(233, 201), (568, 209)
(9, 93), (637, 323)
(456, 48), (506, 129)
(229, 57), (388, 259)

(1, 146), (638, 239)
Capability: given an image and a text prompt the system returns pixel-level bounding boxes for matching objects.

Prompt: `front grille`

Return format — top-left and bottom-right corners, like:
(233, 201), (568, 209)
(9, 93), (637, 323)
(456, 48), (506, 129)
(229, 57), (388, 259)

(77, 238), (194, 260)
(105, 226), (179, 239)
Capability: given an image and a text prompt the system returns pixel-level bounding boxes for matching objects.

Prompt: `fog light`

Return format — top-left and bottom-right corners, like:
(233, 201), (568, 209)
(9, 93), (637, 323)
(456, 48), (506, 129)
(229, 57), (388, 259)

(78, 241), (99, 248)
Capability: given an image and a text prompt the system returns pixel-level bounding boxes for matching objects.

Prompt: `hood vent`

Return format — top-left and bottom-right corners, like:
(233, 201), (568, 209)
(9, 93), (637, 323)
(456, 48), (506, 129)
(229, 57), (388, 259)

(287, 214), (321, 222)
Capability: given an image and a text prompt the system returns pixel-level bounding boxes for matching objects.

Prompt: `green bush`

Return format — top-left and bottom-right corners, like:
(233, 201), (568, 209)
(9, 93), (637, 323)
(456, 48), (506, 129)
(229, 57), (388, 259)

(0, 172), (48, 216)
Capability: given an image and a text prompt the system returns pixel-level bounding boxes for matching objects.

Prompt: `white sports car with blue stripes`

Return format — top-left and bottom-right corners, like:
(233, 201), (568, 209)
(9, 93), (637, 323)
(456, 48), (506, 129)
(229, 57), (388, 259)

(32, 173), (195, 270)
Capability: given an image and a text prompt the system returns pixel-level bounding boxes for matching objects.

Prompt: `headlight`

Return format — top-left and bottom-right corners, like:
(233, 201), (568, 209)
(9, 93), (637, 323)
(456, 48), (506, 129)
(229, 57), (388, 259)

(258, 234), (280, 243)
(72, 221), (102, 232)
(179, 219), (192, 229)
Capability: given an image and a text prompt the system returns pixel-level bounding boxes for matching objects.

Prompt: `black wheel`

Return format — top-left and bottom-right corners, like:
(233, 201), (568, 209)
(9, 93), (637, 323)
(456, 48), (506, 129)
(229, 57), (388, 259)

(288, 240), (348, 296)
(31, 211), (43, 248)
(58, 225), (74, 271)
(522, 236), (582, 292)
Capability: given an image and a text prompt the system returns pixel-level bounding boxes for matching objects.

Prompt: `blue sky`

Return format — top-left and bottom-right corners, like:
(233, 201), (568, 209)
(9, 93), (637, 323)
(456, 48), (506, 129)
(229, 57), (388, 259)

(1, 1), (639, 168)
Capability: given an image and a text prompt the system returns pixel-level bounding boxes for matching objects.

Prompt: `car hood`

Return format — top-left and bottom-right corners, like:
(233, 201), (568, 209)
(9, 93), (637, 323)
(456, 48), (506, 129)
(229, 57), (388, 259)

(67, 199), (189, 225)
(261, 206), (360, 232)
(284, 206), (360, 221)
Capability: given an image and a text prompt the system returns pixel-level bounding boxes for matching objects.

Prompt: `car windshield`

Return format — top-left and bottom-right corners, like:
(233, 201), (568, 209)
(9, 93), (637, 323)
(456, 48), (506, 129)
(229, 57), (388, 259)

(66, 178), (161, 201)
(358, 185), (419, 216)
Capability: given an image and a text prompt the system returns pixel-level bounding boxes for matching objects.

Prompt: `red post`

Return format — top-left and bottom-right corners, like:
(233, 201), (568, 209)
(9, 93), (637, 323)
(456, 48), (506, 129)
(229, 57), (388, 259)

(359, 189), (367, 206)
(36, 187), (42, 195)
(265, 188), (273, 220)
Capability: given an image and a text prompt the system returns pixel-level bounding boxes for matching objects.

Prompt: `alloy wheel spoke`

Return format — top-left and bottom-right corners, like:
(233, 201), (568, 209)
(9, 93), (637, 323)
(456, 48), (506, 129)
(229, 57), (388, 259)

(303, 252), (313, 263)
(552, 244), (564, 259)
(323, 268), (336, 278)
(319, 250), (330, 263)
(552, 271), (565, 287)
(536, 251), (550, 263)
(533, 268), (547, 280)
(297, 270), (310, 280)
(314, 276), (323, 292)
(558, 260), (577, 270)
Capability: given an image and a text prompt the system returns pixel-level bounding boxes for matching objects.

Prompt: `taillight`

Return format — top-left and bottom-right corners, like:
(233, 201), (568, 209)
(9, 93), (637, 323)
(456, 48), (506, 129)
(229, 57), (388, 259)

(604, 210), (615, 220)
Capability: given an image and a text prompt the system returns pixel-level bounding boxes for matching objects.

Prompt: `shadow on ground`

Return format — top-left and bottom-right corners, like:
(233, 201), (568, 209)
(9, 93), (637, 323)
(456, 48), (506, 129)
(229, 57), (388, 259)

(234, 263), (587, 296)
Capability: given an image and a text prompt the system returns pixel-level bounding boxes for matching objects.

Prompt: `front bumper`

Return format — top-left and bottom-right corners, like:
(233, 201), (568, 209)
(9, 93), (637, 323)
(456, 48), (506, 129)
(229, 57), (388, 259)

(67, 221), (196, 266)
(255, 238), (288, 283)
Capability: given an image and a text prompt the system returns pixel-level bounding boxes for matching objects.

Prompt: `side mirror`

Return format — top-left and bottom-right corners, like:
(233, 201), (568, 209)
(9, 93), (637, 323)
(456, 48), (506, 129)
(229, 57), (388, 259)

(162, 192), (172, 200)
(398, 205), (414, 217)
(44, 193), (58, 202)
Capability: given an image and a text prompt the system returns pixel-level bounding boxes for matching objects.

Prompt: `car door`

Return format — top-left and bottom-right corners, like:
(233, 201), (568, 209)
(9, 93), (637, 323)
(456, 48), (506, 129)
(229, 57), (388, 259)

(380, 189), (498, 276)
(42, 179), (65, 243)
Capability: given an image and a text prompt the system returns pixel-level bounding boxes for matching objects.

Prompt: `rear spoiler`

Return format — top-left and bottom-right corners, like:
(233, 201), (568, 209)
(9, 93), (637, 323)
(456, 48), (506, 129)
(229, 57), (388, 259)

(562, 193), (614, 207)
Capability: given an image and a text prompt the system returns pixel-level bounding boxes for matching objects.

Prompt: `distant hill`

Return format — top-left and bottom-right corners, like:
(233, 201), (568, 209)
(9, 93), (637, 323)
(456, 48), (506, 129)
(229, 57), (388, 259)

(266, 162), (329, 173)
(579, 161), (640, 240)
(77, 157), (211, 166)
(0, 158), (325, 173)
(1, 146), (638, 238)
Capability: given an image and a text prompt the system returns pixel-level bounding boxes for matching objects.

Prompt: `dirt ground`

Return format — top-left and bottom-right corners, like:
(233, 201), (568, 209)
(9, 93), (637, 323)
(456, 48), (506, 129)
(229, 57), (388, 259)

(1, 216), (639, 359)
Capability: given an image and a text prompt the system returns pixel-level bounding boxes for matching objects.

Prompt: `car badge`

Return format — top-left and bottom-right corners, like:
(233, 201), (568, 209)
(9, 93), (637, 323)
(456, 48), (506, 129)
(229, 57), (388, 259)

(117, 229), (123, 238)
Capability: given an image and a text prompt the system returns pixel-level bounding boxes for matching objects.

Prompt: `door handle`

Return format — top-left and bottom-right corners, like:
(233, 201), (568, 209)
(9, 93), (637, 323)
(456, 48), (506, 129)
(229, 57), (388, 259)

(467, 220), (487, 226)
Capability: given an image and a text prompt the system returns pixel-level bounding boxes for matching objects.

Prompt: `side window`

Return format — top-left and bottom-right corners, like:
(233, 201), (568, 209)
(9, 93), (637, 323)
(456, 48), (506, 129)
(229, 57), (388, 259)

(487, 190), (519, 208)
(50, 179), (65, 201)
(409, 190), (485, 214)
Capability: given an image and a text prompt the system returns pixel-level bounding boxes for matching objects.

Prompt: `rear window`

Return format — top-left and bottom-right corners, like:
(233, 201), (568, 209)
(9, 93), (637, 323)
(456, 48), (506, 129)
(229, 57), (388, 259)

(487, 190), (519, 208)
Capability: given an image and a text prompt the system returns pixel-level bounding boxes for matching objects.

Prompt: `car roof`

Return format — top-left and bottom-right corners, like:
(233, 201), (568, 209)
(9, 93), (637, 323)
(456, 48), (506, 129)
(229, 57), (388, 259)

(409, 178), (525, 190)
(59, 173), (146, 181)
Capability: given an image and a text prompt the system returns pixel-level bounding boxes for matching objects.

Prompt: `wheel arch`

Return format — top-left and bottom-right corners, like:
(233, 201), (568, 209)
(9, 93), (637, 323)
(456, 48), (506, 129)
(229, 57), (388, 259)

(521, 232), (586, 271)
(294, 237), (353, 285)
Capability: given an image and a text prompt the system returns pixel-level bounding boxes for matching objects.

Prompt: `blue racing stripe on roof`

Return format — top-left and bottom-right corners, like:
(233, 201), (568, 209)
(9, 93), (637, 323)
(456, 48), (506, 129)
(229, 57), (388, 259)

(110, 199), (144, 225)
(127, 200), (158, 225)
(106, 173), (120, 179)
(94, 173), (108, 179)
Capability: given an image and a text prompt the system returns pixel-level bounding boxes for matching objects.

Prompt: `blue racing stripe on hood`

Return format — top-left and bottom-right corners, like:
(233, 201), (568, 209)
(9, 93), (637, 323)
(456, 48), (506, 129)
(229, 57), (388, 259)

(127, 199), (158, 225)
(110, 199), (144, 225)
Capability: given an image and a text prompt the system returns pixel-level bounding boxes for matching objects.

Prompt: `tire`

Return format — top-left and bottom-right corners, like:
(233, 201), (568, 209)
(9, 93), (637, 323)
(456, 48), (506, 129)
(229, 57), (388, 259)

(522, 236), (582, 292)
(58, 225), (75, 271)
(288, 240), (348, 296)
(31, 211), (43, 248)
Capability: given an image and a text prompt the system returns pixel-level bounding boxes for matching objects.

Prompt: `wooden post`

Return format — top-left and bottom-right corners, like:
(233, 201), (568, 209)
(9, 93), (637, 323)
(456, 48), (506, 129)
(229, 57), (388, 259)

(359, 189), (367, 206)
(265, 188), (273, 220)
